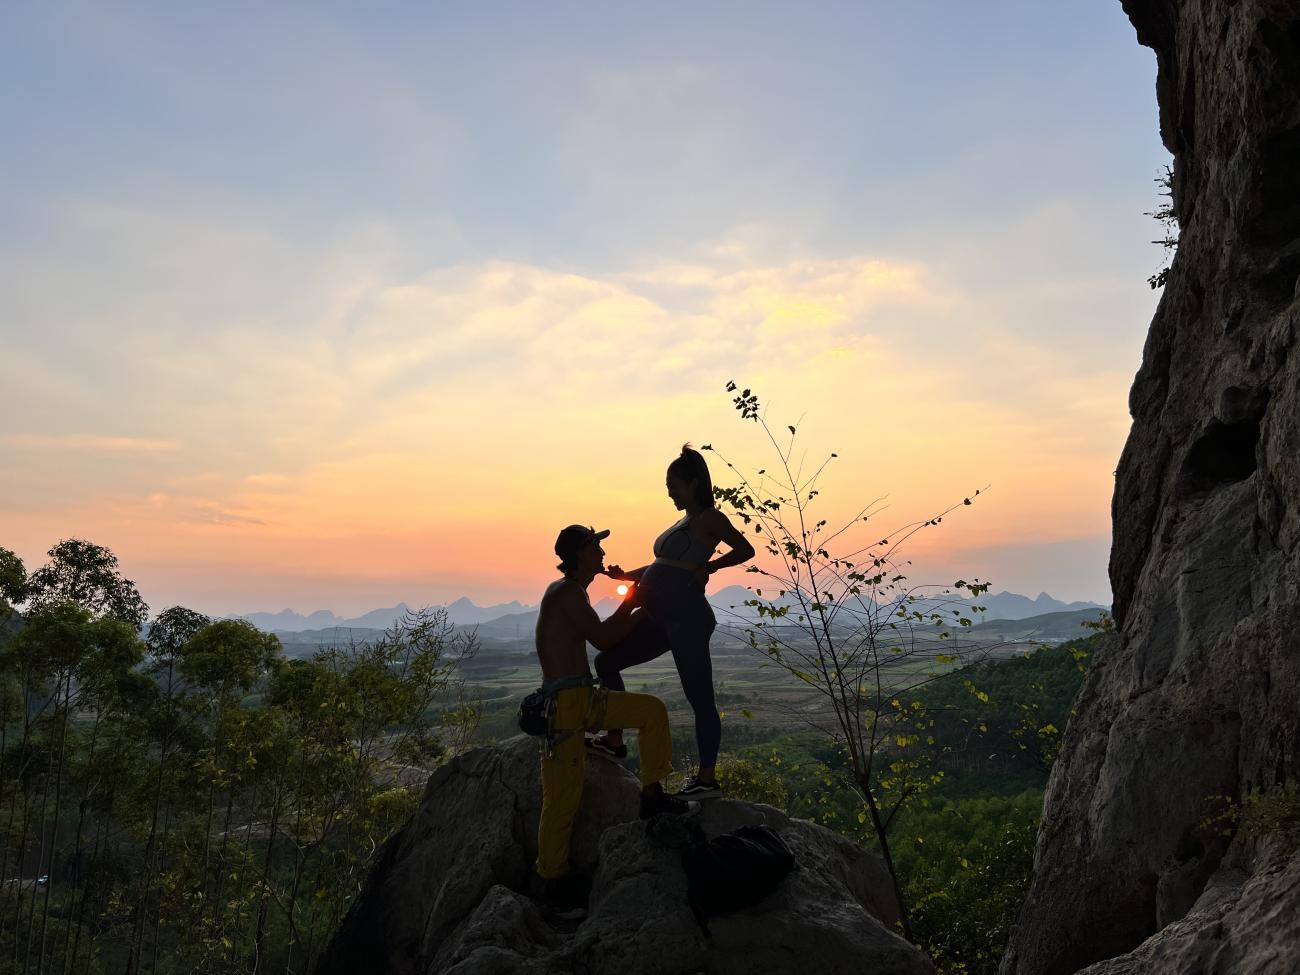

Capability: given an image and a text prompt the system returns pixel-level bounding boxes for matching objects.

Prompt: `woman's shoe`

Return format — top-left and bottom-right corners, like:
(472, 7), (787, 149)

(675, 775), (722, 800)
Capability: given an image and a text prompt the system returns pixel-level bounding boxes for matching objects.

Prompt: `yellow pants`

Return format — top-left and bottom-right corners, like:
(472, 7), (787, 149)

(535, 686), (673, 879)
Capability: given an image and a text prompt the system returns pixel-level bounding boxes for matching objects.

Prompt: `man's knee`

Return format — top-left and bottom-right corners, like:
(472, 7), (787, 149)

(609, 689), (667, 728)
(642, 693), (669, 728)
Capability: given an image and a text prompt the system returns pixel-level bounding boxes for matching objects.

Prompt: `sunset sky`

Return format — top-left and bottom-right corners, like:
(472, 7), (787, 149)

(1, 3), (1168, 617)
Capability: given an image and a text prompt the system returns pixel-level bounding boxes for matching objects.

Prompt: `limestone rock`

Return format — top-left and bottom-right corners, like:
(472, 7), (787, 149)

(439, 886), (560, 975)
(316, 735), (932, 975)
(1074, 846), (1300, 975)
(1002, 2), (1300, 973)
(568, 808), (927, 975)
(316, 735), (638, 975)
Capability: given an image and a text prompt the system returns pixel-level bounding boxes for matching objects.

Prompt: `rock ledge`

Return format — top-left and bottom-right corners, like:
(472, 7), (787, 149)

(316, 736), (933, 975)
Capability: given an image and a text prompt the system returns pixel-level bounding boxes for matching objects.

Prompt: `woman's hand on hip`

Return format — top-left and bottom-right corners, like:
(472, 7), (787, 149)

(691, 565), (711, 591)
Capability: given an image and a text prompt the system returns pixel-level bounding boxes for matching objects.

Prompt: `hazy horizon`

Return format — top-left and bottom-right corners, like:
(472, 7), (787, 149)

(225, 581), (1109, 624)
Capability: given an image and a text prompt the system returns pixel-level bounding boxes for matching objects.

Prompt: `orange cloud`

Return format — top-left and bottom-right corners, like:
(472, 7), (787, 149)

(3, 240), (1134, 613)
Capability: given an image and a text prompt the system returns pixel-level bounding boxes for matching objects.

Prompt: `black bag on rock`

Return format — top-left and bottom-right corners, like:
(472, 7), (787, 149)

(681, 823), (795, 935)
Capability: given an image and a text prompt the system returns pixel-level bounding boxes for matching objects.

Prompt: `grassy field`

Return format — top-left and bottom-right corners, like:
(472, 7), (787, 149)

(461, 630), (1040, 744)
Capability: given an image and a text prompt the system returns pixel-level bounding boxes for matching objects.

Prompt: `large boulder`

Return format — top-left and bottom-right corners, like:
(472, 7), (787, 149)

(316, 735), (932, 975)
(1002, 2), (1300, 973)
(1074, 840), (1300, 975)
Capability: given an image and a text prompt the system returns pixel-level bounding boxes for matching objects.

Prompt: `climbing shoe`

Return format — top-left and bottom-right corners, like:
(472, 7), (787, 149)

(585, 735), (629, 762)
(675, 775), (723, 800)
(639, 784), (702, 820)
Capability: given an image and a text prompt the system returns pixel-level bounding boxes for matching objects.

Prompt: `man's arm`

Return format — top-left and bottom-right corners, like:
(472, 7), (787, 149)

(560, 587), (640, 650)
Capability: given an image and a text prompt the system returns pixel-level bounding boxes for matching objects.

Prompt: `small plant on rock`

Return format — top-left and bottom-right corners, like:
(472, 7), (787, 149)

(705, 382), (994, 938)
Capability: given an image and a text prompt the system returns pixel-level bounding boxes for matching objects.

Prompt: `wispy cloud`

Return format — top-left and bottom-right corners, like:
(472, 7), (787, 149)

(0, 434), (181, 452)
(186, 508), (267, 528)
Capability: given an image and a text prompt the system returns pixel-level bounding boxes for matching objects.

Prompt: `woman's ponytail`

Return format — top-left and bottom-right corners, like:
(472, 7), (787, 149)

(667, 443), (715, 510)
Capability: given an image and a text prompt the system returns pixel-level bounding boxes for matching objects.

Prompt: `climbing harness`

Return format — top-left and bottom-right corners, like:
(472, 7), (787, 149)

(516, 675), (608, 757)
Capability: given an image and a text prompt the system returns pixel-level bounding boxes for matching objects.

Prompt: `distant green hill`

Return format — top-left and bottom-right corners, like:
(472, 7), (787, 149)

(966, 608), (1106, 643)
(271, 625), (385, 657)
(920, 634), (1096, 784)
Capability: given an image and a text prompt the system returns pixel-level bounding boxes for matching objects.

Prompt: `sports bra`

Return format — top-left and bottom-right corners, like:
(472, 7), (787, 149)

(652, 513), (717, 566)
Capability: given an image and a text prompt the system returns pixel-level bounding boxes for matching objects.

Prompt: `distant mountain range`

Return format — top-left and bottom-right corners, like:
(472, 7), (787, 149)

(948, 589), (1105, 620)
(238, 589), (1105, 635)
(237, 597), (532, 633)
(705, 586), (1103, 621)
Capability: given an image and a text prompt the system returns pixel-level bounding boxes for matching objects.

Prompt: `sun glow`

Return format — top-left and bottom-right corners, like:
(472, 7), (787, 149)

(616, 584), (629, 597)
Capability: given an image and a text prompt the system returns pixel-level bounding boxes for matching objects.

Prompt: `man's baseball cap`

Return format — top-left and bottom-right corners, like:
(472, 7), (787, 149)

(554, 524), (610, 564)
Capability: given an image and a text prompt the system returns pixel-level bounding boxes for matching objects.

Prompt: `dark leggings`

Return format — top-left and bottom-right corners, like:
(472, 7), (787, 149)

(594, 572), (722, 769)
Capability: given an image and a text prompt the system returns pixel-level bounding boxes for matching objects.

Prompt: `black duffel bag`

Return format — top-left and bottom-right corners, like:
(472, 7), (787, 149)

(682, 823), (795, 935)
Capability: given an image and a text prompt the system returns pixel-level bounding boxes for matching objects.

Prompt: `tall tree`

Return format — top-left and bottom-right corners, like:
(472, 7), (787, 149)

(127, 606), (211, 973)
(172, 619), (279, 972)
(0, 548), (26, 620)
(4, 604), (143, 973)
(0, 548), (27, 938)
(25, 540), (148, 629)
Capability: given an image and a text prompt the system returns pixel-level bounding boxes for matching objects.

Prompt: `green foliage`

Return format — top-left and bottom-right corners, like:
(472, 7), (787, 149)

(0, 549), (26, 619)
(1079, 610), (1114, 634)
(705, 634), (1091, 968)
(920, 638), (1093, 776)
(0, 542), (478, 974)
(906, 801), (1038, 975)
(24, 539), (149, 629)
(1203, 781), (1300, 853)
(1243, 782), (1300, 848)
(892, 790), (1041, 892)
(147, 606), (212, 666)
(708, 728), (1042, 973)
(715, 755), (788, 808)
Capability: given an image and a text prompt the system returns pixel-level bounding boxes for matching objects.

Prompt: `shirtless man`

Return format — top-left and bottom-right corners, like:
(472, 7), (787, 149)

(534, 524), (698, 895)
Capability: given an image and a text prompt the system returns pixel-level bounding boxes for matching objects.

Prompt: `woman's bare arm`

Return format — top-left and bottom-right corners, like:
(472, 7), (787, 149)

(606, 563), (648, 582)
(693, 509), (755, 588)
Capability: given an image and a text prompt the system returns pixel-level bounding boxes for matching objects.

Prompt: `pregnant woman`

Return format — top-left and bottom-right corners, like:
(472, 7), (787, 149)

(596, 445), (755, 798)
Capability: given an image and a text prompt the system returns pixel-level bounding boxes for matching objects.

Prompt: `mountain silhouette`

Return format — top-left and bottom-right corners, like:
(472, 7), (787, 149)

(238, 588), (1106, 635)
(238, 598), (532, 633)
(706, 585), (1105, 622)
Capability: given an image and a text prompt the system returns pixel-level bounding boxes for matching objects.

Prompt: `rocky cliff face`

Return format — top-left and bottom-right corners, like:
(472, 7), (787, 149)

(315, 736), (933, 975)
(1002, 2), (1300, 973)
